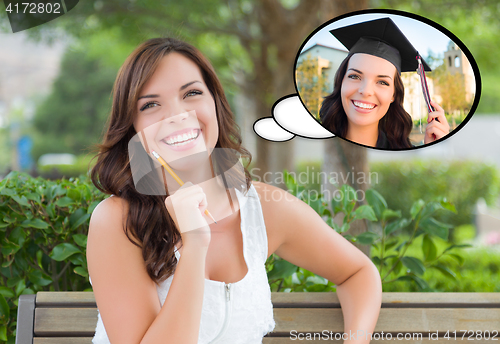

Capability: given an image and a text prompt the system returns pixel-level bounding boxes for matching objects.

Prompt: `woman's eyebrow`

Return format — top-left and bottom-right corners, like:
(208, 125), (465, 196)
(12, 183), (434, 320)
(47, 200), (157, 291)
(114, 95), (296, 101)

(347, 68), (393, 80)
(180, 80), (202, 90)
(137, 81), (202, 101)
(138, 94), (159, 100)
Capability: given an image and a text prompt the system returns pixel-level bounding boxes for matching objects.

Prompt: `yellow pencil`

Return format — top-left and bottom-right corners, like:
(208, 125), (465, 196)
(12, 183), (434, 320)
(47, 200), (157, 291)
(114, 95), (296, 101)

(151, 150), (217, 224)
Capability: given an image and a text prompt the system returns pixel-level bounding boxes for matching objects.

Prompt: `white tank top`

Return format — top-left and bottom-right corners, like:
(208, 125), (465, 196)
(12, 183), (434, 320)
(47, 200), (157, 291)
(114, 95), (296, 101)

(92, 184), (276, 343)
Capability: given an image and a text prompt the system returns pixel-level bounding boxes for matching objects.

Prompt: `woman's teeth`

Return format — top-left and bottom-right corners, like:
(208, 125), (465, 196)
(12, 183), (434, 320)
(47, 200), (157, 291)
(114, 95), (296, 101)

(353, 101), (376, 109)
(164, 129), (200, 146)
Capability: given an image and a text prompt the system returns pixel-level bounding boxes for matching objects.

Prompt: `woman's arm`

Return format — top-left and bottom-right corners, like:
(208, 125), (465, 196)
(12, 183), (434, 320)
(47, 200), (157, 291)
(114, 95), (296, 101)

(255, 182), (382, 343)
(87, 186), (210, 344)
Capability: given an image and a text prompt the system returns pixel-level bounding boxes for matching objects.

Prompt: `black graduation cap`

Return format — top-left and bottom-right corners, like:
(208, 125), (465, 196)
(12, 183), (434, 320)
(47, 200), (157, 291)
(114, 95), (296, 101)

(329, 17), (432, 74)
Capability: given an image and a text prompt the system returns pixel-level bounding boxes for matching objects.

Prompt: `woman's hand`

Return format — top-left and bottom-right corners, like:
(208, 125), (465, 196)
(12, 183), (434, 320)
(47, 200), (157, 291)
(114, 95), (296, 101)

(165, 182), (211, 248)
(424, 101), (450, 144)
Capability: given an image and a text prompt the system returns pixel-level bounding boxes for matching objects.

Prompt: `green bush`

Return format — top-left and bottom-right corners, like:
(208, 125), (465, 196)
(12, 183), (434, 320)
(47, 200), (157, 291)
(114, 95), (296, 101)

(380, 233), (500, 292)
(265, 171), (471, 293)
(0, 172), (105, 342)
(370, 160), (500, 229)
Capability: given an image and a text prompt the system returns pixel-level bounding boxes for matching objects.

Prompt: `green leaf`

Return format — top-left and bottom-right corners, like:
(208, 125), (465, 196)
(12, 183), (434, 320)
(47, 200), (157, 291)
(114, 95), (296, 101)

(74, 266), (89, 277)
(384, 240), (399, 252)
(283, 170), (298, 192)
(395, 275), (429, 290)
(15, 280), (26, 297)
(55, 197), (75, 207)
(70, 208), (90, 230)
(50, 243), (81, 261)
(355, 231), (380, 245)
(393, 259), (403, 275)
(0, 325), (6, 341)
(343, 234), (355, 242)
(305, 275), (328, 285)
(0, 187), (15, 196)
(381, 209), (401, 222)
(339, 223), (349, 233)
(21, 218), (49, 230)
(73, 234), (88, 248)
(440, 199), (457, 213)
(419, 218), (452, 240)
(341, 184), (357, 215)
(352, 205), (377, 221)
(0, 287), (15, 298)
(25, 192), (41, 204)
(45, 204), (55, 218)
(420, 202), (445, 221)
(12, 195), (30, 207)
(401, 257), (426, 275)
(384, 218), (410, 236)
(331, 197), (342, 215)
(448, 253), (465, 266)
(67, 188), (82, 201)
(410, 199), (425, 220)
(267, 259), (298, 280)
(7, 277), (22, 288)
(365, 189), (387, 220)
(28, 270), (53, 287)
(422, 234), (437, 262)
(431, 264), (457, 280)
(443, 244), (473, 253)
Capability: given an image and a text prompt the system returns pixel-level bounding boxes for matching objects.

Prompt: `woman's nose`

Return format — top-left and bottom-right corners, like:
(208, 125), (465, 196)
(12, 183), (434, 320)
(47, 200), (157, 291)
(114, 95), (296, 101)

(358, 80), (374, 96)
(164, 110), (190, 124)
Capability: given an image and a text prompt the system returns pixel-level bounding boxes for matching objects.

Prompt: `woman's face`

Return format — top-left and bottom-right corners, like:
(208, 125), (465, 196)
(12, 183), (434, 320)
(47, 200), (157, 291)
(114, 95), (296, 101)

(341, 53), (396, 130)
(133, 52), (219, 169)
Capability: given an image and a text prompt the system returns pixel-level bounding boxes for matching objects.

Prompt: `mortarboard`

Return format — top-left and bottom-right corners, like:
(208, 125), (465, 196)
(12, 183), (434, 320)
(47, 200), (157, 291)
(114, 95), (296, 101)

(329, 17), (431, 74)
(330, 17), (435, 112)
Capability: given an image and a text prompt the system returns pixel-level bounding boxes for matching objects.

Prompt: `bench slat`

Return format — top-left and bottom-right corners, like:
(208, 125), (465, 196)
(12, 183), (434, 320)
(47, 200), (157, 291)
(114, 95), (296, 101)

(273, 308), (500, 333)
(31, 337), (488, 343)
(34, 308), (98, 337)
(34, 339), (92, 344)
(35, 292), (500, 308)
(34, 307), (500, 336)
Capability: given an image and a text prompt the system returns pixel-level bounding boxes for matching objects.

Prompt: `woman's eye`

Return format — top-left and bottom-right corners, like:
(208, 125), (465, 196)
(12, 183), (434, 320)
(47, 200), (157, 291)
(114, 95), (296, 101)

(184, 89), (203, 98)
(140, 101), (159, 111)
(378, 80), (390, 86)
(347, 74), (360, 80)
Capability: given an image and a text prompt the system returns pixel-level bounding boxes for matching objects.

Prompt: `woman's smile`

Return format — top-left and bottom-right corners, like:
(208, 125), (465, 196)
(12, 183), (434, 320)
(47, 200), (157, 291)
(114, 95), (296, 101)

(351, 99), (378, 112)
(161, 128), (202, 151)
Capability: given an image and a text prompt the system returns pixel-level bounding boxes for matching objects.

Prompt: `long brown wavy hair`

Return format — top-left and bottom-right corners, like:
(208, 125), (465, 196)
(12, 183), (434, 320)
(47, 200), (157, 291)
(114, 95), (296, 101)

(320, 54), (413, 149)
(91, 38), (252, 284)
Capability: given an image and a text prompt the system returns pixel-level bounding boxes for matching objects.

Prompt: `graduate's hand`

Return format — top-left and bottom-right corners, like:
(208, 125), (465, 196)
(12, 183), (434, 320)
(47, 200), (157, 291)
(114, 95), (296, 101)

(165, 182), (211, 248)
(424, 101), (450, 144)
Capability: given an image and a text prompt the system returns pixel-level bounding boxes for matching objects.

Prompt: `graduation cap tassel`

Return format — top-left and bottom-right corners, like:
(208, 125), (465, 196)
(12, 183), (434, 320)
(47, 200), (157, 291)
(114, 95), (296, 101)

(416, 54), (435, 113)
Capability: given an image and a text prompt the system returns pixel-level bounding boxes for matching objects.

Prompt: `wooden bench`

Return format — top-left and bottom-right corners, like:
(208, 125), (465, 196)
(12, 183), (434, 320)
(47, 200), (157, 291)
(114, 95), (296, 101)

(16, 292), (500, 343)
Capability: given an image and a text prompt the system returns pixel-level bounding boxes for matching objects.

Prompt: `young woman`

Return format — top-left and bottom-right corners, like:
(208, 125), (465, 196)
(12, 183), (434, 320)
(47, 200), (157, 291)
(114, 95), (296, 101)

(87, 37), (382, 344)
(320, 18), (450, 149)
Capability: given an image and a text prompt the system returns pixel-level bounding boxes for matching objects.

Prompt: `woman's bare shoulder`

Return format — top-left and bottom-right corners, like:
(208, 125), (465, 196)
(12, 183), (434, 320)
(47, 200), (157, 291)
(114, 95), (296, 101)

(251, 181), (303, 244)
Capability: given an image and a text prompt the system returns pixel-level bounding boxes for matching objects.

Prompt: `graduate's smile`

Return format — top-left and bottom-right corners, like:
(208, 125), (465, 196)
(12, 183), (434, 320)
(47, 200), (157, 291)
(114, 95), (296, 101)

(351, 100), (377, 112)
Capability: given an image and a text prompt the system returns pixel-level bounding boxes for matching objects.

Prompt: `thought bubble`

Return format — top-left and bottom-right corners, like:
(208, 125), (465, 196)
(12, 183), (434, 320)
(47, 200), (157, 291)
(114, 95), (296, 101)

(253, 95), (334, 141)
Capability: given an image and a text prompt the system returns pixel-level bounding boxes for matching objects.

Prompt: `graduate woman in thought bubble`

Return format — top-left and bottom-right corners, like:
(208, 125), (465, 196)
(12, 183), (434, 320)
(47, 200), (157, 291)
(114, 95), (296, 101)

(320, 18), (450, 149)
(86, 38), (382, 344)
